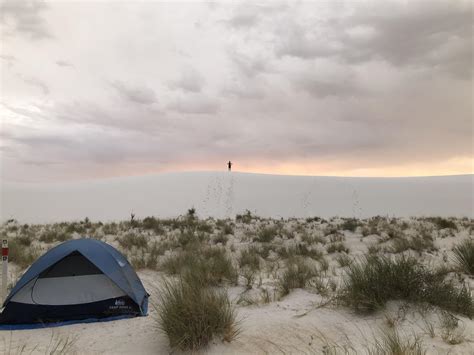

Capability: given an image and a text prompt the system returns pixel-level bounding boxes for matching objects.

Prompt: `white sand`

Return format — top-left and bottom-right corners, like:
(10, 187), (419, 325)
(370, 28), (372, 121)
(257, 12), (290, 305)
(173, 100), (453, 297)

(1, 217), (473, 354)
(2, 172), (473, 223)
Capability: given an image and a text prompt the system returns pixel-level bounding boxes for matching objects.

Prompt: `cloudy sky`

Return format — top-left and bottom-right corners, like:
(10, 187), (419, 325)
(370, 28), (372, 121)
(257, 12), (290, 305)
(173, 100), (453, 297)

(0, 0), (472, 182)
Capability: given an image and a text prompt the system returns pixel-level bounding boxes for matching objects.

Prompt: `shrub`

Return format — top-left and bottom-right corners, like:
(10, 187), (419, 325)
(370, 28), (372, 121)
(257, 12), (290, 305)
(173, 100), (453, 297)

(157, 277), (238, 350)
(453, 239), (474, 275)
(390, 235), (435, 254)
(177, 230), (207, 247)
(39, 229), (71, 243)
(341, 255), (473, 317)
(162, 247), (237, 286)
(235, 210), (253, 224)
(118, 232), (148, 249)
(141, 217), (165, 234)
(102, 222), (118, 235)
(9, 239), (40, 270)
(341, 218), (359, 232)
(277, 244), (322, 260)
(216, 220), (234, 235)
(65, 222), (86, 234)
(427, 217), (457, 230)
(213, 232), (228, 245)
(238, 247), (261, 271)
(336, 254), (352, 267)
(16, 233), (33, 247)
(254, 226), (278, 243)
(279, 257), (317, 296)
(367, 328), (425, 355)
(327, 242), (349, 254)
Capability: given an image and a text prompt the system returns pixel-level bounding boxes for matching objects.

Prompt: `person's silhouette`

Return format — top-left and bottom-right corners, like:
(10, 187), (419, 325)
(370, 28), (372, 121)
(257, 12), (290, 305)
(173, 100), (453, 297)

(227, 161), (232, 171)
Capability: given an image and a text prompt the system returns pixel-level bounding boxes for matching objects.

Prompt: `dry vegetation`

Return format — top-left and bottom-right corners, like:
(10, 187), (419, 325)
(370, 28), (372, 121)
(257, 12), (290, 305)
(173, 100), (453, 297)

(1, 214), (473, 352)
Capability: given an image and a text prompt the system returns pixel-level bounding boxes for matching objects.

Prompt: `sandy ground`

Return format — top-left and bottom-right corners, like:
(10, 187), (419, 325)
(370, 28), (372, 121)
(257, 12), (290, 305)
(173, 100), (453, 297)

(2, 172), (472, 222)
(0, 217), (473, 354)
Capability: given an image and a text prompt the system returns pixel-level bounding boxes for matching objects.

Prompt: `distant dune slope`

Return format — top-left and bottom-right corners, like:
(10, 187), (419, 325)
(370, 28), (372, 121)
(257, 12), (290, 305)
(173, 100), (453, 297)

(1, 172), (473, 223)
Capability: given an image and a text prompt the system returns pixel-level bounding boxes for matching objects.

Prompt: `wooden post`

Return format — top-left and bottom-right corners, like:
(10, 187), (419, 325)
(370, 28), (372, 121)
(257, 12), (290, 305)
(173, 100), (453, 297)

(2, 239), (8, 304)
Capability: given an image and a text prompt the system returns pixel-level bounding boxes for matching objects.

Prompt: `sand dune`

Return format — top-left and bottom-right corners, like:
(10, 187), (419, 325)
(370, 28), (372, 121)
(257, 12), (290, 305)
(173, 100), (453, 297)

(1, 172), (472, 223)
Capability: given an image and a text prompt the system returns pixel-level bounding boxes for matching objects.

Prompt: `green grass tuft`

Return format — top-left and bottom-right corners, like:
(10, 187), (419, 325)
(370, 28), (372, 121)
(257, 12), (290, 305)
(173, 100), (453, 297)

(452, 239), (474, 275)
(157, 277), (239, 350)
(341, 255), (473, 317)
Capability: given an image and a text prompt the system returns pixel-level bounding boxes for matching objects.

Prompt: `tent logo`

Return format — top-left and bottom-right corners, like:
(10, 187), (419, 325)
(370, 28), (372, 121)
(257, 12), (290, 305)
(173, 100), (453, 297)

(115, 299), (125, 306)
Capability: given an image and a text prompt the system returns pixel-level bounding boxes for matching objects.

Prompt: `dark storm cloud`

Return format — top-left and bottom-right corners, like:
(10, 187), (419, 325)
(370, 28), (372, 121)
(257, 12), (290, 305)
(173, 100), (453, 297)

(1, 1), (472, 180)
(275, 1), (472, 78)
(110, 81), (157, 105)
(0, 0), (52, 40)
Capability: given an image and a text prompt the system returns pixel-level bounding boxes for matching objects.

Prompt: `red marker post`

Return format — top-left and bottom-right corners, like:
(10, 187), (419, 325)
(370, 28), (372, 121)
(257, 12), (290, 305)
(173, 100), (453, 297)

(2, 239), (7, 303)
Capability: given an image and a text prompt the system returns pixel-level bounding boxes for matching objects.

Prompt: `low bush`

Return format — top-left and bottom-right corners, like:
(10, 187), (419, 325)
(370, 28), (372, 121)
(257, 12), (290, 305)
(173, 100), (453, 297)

(39, 229), (71, 243)
(238, 247), (261, 271)
(341, 218), (359, 232)
(157, 277), (238, 350)
(427, 217), (457, 230)
(277, 244), (323, 260)
(141, 217), (165, 234)
(9, 239), (40, 270)
(254, 226), (278, 243)
(367, 328), (425, 355)
(327, 242), (349, 254)
(341, 255), (473, 317)
(118, 232), (148, 249)
(453, 239), (474, 275)
(162, 247), (237, 286)
(279, 257), (317, 296)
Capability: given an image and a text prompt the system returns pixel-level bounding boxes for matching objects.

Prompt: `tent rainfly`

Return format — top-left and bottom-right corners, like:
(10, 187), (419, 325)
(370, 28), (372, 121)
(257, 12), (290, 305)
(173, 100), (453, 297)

(0, 239), (148, 325)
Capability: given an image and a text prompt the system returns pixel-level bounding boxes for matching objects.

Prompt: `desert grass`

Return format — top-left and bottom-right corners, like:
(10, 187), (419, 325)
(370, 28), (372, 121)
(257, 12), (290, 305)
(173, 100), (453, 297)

(341, 255), (473, 317)
(0, 331), (78, 354)
(439, 311), (467, 345)
(238, 246), (261, 271)
(117, 232), (148, 249)
(366, 328), (426, 355)
(452, 238), (474, 275)
(162, 247), (237, 286)
(278, 257), (317, 296)
(8, 239), (40, 270)
(156, 277), (239, 350)
(254, 226), (278, 243)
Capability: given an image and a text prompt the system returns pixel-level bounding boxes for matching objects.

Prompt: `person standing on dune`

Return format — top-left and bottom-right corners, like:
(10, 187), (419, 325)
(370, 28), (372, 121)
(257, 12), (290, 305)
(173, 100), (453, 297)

(228, 161), (232, 171)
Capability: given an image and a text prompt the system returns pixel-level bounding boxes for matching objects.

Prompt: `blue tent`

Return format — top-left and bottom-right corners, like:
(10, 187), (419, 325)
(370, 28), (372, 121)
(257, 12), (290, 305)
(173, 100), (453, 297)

(0, 239), (148, 325)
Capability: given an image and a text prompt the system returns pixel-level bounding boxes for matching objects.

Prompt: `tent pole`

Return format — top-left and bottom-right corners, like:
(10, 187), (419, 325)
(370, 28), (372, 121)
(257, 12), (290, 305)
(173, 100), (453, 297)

(2, 239), (8, 304)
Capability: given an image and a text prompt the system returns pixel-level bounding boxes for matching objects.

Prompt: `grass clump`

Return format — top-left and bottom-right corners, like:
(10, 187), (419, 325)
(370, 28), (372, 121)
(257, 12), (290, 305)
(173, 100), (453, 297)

(326, 242), (349, 254)
(341, 255), (473, 317)
(341, 218), (359, 232)
(39, 229), (71, 243)
(254, 226), (278, 243)
(9, 239), (40, 269)
(118, 232), (148, 249)
(157, 277), (239, 350)
(141, 216), (165, 234)
(238, 246), (261, 271)
(277, 244), (323, 260)
(426, 217), (457, 231)
(367, 328), (425, 355)
(452, 239), (474, 275)
(162, 247), (237, 286)
(279, 257), (317, 296)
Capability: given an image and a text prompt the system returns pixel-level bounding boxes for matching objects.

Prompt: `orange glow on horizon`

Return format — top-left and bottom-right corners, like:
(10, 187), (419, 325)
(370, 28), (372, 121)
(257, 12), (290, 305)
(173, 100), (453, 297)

(115, 156), (474, 179)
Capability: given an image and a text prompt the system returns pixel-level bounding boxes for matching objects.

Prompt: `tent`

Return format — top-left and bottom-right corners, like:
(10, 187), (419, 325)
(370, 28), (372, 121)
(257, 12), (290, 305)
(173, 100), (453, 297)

(0, 239), (148, 325)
